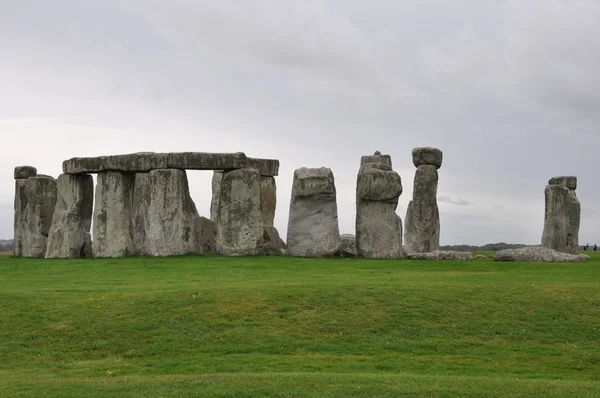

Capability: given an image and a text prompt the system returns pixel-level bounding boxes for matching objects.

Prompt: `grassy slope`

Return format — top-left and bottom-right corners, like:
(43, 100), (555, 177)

(0, 253), (599, 397)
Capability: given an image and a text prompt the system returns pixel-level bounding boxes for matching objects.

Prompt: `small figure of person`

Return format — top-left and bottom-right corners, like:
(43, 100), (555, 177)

(584, 244), (589, 251)
(594, 244), (597, 252)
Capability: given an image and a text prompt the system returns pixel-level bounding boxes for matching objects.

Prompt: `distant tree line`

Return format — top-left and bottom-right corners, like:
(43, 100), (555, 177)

(0, 239), (14, 253)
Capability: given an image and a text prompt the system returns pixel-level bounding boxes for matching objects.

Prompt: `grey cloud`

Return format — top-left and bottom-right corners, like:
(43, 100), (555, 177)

(1, 0), (600, 246)
(438, 196), (474, 206)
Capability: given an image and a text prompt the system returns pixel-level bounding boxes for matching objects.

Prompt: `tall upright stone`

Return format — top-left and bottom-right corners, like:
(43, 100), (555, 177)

(404, 147), (443, 253)
(145, 169), (203, 256)
(130, 173), (152, 256)
(542, 176), (580, 254)
(287, 167), (340, 258)
(93, 171), (135, 257)
(13, 166), (37, 256)
(20, 176), (57, 257)
(45, 174), (94, 258)
(260, 176), (285, 255)
(216, 168), (264, 256)
(210, 171), (223, 222)
(356, 153), (403, 259)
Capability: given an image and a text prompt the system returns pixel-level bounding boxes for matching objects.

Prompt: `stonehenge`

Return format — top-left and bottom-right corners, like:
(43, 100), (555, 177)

(541, 176), (581, 254)
(11, 149), (586, 263)
(287, 167), (340, 257)
(356, 152), (404, 259)
(404, 147), (442, 253)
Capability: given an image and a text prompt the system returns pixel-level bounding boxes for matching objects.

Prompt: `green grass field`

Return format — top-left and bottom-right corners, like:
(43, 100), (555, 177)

(1, 252), (599, 397)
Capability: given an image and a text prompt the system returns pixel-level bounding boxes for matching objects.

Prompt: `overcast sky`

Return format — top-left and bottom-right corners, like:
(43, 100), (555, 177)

(1, 0), (599, 245)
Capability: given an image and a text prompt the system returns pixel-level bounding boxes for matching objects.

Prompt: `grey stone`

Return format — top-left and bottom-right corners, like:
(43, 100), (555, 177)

(474, 254), (488, 260)
(13, 179), (27, 256)
(261, 176), (277, 227)
(404, 165), (440, 253)
(93, 171), (135, 258)
(105, 152), (168, 172)
(247, 157), (280, 177)
(145, 169), (203, 256)
(407, 250), (473, 261)
(338, 234), (357, 258)
(360, 151), (392, 167)
(63, 156), (106, 174)
(261, 226), (286, 256)
(45, 174), (94, 258)
(210, 171), (223, 222)
(356, 162), (403, 259)
(542, 184), (580, 254)
(14, 166), (37, 180)
(167, 152), (247, 171)
(412, 147), (443, 169)
(20, 176), (57, 257)
(494, 246), (588, 262)
(130, 173), (152, 256)
(566, 189), (581, 255)
(198, 216), (217, 254)
(287, 167), (340, 258)
(549, 176), (577, 190)
(216, 168), (264, 256)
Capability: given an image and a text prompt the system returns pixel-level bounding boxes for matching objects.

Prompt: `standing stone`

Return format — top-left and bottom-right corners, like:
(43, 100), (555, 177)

(145, 169), (203, 256)
(210, 171), (223, 222)
(131, 173), (152, 256)
(287, 167), (340, 257)
(198, 216), (217, 254)
(45, 174), (94, 258)
(260, 176), (285, 255)
(542, 176), (580, 254)
(93, 171), (135, 257)
(356, 157), (403, 259)
(20, 176), (57, 257)
(339, 234), (357, 258)
(13, 166), (37, 256)
(217, 168), (264, 256)
(404, 148), (442, 253)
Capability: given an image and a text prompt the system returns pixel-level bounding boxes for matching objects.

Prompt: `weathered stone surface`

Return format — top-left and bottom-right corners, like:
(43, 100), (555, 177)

(217, 168), (264, 256)
(210, 171), (223, 222)
(356, 162), (403, 259)
(261, 226), (286, 256)
(404, 165), (440, 253)
(45, 174), (93, 258)
(412, 147), (443, 169)
(542, 184), (580, 254)
(261, 177), (277, 227)
(494, 246), (588, 262)
(14, 166), (37, 180)
(360, 151), (392, 167)
(407, 250), (473, 261)
(20, 176), (57, 257)
(474, 254), (488, 260)
(130, 173), (152, 256)
(105, 152), (168, 172)
(198, 216), (217, 254)
(93, 171), (135, 257)
(287, 167), (340, 258)
(247, 157), (279, 177)
(13, 179), (27, 256)
(549, 176), (577, 190)
(339, 234), (357, 258)
(167, 152), (247, 171)
(357, 163), (403, 202)
(145, 169), (203, 256)
(63, 156), (106, 174)
(566, 190), (581, 254)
